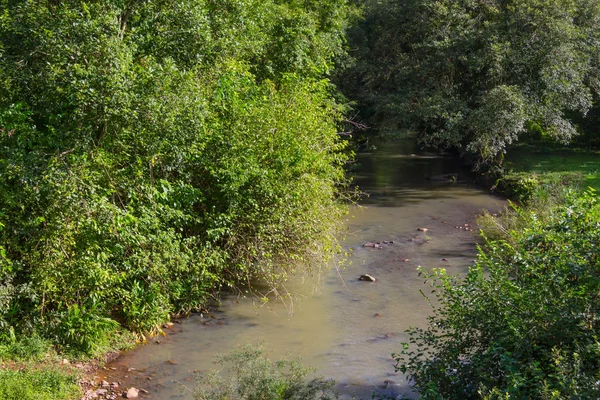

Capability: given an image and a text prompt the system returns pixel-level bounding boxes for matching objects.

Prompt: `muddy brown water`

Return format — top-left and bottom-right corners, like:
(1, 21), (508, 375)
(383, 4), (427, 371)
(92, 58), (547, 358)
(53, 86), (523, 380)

(100, 139), (505, 399)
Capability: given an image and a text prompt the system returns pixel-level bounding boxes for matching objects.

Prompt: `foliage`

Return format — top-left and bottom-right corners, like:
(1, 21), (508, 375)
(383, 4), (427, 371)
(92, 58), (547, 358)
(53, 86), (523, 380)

(503, 143), (600, 192)
(0, 367), (80, 400)
(0, 0), (354, 354)
(395, 189), (600, 399)
(192, 344), (338, 400)
(339, 0), (600, 168)
(492, 171), (584, 203)
(0, 333), (53, 362)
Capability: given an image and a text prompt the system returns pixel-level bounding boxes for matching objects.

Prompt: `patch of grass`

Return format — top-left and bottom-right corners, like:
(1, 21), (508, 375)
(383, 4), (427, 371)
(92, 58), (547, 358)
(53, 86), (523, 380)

(0, 367), (80, 400)
(0, 334), (53, 362)
(504, 143), (600, 191)
(0, 334), (80, 400)
(0, 329), (136, 400)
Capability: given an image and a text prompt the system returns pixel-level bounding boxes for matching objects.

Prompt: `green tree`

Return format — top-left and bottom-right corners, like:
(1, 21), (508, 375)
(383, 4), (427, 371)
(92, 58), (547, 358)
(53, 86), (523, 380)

(0, 0), (353, 352)
(340, 0), (600, 167)
(395, 189), (600, 399)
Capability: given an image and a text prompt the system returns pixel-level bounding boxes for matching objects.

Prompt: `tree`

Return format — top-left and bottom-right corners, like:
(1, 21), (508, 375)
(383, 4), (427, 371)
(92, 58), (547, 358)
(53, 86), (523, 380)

(0, 0), (354, 352)
(340, 0), (600, 167)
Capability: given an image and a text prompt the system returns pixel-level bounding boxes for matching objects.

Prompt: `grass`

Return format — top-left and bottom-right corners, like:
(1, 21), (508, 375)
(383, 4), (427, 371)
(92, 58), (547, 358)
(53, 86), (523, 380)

(0, 367), (81, 400)
(504, 143), (600, 191)
(0, 330), (137, 400)
(0, 334), (81, 400)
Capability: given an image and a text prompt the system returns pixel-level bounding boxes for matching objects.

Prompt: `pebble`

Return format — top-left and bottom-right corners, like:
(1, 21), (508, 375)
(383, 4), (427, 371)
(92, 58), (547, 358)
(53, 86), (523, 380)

(125, 387), (139, 399)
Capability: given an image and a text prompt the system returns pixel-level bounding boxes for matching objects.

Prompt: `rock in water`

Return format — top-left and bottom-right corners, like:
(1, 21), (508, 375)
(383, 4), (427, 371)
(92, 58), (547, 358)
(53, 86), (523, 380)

(125, 387), (139, 398)
(359, 274), (376, 282)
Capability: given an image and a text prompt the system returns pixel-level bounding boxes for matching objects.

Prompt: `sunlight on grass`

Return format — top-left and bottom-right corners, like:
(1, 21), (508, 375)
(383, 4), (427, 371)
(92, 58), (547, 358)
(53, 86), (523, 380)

(505, 144), (600, 191)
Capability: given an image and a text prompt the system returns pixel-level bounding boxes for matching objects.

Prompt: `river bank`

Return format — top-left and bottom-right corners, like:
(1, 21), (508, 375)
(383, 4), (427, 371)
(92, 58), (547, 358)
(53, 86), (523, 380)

(75, 139), (504, 400)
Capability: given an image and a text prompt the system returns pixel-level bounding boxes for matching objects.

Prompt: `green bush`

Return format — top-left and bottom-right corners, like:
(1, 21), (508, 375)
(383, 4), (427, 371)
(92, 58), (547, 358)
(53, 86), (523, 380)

(192, 345), (338, 400)
(492, 171), (584, 203)
(0, 0), (353, 353)
(395, 189), (600, 399)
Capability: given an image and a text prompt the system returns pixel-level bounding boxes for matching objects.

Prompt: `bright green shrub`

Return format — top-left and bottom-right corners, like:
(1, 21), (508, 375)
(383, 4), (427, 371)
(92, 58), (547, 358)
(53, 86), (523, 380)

(0, 0), (352, 353)
(395, 189), (600, 399)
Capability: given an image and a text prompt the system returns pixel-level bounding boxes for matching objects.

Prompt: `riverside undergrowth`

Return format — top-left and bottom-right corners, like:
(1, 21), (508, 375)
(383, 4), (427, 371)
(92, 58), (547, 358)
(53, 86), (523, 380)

(396, 188), (600, 399)
(0, 0), (357, 375)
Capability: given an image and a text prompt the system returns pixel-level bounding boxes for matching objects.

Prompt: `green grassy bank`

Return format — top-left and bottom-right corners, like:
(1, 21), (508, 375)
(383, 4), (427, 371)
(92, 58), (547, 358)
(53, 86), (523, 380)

(492, 143), (600, 202)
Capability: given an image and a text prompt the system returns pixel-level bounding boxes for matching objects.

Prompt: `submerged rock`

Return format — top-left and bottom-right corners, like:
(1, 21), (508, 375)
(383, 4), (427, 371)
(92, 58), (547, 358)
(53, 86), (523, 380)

(428, 173), (458, 182)
(359, 274), (376, 282)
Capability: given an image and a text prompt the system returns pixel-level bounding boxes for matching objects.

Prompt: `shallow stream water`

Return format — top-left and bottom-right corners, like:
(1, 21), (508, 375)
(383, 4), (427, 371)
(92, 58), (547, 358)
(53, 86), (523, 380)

(102, 139), (505, 399)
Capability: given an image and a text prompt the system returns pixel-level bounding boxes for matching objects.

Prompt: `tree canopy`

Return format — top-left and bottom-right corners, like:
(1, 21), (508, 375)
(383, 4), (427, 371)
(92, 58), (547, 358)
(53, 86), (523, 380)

(340, 0), (600, 167)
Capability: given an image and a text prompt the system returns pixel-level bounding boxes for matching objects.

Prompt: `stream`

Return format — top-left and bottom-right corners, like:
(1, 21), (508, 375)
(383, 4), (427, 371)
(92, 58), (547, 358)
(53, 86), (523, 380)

(100, 139), (505, 399)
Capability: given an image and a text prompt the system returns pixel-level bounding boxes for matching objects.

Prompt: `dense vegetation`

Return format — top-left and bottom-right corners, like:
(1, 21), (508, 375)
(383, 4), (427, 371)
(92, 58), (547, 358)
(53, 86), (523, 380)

(0, 0), (355, 355)
(339, 1), (600, 397)
(3, 0), (600, 398)
(339, 0), (600, 168)
(395, 190), (600, 399)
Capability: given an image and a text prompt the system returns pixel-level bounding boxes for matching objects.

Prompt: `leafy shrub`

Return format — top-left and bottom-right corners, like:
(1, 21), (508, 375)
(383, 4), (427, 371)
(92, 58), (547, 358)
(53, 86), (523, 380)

(0, 0), (353, 353)
(395, 189), (600, 399)
(492, 171), (584, 203)
(192, 344), (338, 400)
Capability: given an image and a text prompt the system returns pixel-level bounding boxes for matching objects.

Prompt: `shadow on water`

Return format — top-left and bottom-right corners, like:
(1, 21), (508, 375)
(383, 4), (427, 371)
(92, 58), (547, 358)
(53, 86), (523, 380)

(352, 139), (481, 207)
(101, 138), (506, 400)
